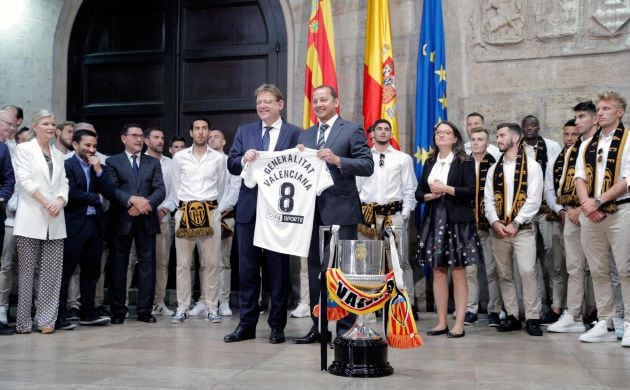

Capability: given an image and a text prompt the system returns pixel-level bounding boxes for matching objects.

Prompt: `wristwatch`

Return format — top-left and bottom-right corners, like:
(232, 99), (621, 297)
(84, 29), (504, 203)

(594, 198), (602, 208)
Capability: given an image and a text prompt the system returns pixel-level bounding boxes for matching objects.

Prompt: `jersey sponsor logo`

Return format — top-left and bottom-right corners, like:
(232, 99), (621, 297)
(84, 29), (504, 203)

(265, 210), (304, 224)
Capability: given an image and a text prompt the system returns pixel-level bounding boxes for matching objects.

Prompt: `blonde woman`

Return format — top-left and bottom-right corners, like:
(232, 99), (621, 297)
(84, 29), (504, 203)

(14, 110), (68, 334)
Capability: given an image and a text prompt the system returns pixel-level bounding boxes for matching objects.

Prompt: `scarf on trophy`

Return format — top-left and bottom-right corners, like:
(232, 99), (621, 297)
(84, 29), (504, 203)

(176, 200), (217, 237)
(314, 230), (422, 349)
(493, 144), (528, 224)
(358, 201), (403, 239)
(553, 139), (581, 208)
(583, 125), (628, 214)
(474, 153), (496, 230)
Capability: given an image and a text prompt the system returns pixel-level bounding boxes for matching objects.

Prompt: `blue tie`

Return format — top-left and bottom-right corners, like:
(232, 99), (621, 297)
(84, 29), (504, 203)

(132, 155), (139, 179)
(262, 126), (272, 151)
(317, 123), (329, 149)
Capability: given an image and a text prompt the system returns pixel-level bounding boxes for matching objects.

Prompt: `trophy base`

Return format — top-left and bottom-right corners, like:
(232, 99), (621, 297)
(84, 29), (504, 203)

(328, 337), (394, 378)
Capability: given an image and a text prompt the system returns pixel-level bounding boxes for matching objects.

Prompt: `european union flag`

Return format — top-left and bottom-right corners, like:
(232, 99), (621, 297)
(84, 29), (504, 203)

(414, 0), (447, 179)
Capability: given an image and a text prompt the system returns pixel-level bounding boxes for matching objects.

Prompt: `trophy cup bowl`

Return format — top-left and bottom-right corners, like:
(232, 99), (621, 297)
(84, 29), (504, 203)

(328, 240), (394, 377)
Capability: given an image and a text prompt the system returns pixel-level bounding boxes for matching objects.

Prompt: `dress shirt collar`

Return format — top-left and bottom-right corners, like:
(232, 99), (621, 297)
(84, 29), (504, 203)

(262, 117), (283, 133)
(319, 114), (339, 130)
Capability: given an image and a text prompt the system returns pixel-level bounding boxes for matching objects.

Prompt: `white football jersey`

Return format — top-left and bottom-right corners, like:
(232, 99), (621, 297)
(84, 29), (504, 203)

(242, 147), (333, 257)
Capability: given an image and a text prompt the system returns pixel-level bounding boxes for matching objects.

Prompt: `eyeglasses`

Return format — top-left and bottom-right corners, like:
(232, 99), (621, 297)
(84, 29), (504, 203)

(379, 153), (385, 167)
(435, 130), (453, 136)
(124, 133), (144, 139)
(256, 99), (278, 106)
(0, 119), (17, 129)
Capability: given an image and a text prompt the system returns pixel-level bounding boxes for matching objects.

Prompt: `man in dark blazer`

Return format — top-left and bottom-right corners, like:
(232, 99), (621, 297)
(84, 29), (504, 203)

(106, 123), (165, 324)
(224, 84), (300, 344)
(0, 110), (15, 336)
(294, 85), (374, 343)
(57, 129), (115, 329)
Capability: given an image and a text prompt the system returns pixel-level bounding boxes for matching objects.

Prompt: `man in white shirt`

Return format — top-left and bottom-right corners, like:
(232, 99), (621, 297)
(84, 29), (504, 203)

(574, 91), (630, 347)
(171, 117), (227, 324)
(521, 115), (563, 324)
(484, 123), (544, 336)
(356, 118), (417, 311)
(54, 121), (75, 157)
(464, 112), (500, 160)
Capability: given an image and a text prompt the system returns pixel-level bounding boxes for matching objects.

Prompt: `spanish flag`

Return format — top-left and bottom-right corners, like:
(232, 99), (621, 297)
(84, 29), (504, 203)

(363, 0), (400, 149)
(303, 0), (339, 129)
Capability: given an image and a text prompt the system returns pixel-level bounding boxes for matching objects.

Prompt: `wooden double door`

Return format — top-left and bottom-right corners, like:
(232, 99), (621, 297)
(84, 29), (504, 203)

(68, 0), (288, 155)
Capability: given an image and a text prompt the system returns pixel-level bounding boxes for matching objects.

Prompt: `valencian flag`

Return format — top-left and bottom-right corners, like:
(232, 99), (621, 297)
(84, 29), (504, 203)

(363, 0), (400, 149)
(414, 0), (447, 178)
(303, 0), (339, 129)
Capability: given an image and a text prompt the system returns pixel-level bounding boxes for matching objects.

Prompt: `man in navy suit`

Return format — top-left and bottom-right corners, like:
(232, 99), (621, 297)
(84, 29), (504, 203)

(57, 129), (114, 329)
(106, 123), (165, 324)
(224, 84), (300, 343)
(294, 85), (374, 344)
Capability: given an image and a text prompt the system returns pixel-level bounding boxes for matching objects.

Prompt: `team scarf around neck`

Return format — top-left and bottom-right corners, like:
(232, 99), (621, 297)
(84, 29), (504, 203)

(475, 153), (496, 228)
(583, 125), (628, 214)
(553, 139), (581, 207)
(493, 144), (528, 223)
(530, 136), (548, 178)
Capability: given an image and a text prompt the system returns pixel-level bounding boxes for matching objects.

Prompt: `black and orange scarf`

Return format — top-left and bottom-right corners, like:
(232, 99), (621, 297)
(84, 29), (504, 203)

(176, 200), (218, 237)
(493, 145), (528, 224)
(475, 153), (496, 229)
(553, 139), (581, 207)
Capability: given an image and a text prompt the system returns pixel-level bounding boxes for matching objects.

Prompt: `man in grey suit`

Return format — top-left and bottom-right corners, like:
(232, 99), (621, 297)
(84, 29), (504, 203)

(106, 123), (165, 324)
(294, 85), (374, 344)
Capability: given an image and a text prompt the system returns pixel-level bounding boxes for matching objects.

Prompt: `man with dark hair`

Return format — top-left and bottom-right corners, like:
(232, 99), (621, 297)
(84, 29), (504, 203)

(169, 136), (186, 156)
(484, 123), (544, 336)
(0, 110), (15, 335)
(1, 105), (23, 153)
(106, 123), (165, 324)
(521, 114), (563, 324)
(294, 84), (374, 343)
(575, 92), (630, 347)
(547, 103), (598, 334)
(171, 117), (228, 324)
(54, 121), (75, 156)
(56, 130), (114, 330)
(225, 83), (300, 343)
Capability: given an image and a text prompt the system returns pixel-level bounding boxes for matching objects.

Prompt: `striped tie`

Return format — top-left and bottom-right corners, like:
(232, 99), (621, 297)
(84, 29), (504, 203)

(317, 123), (329, 149)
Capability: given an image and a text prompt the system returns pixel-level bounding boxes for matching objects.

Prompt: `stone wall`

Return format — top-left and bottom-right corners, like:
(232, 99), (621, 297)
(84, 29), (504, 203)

(0, 0), (628, 150)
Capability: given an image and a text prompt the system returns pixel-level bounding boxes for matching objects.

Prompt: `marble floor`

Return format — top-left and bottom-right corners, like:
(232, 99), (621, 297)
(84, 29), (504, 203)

(0, 312), (627, 389)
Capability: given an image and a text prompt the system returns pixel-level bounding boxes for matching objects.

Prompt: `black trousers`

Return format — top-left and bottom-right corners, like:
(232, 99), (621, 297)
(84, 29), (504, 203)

(108, 222), (156, 317)
(59, 217), (103, 320)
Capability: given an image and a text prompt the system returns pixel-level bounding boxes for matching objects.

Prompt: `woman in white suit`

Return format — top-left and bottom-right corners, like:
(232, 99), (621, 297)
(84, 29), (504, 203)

(13, 110), (68, 334)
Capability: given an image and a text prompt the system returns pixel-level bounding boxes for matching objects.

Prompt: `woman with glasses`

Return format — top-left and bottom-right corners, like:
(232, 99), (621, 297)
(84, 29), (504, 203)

(415, 121), (481, 338)
(13, 110), (68, 334)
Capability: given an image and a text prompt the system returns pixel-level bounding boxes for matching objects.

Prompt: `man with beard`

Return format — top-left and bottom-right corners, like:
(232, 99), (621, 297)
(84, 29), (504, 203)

(56, 129), (114, 330)
(521, 115), (562, 324)
(171, 117), (227, 324)
(484, 123), (544, 336)
(54, 121), (75, 156)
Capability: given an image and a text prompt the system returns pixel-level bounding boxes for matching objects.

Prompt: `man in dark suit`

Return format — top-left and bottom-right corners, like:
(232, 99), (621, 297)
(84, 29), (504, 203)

(106, 123), (165, 324)
(56, 129), (114, 330)
(294, 85), (374, 343)
(0, 109), (15, 336)
(224, 84), (300, 343)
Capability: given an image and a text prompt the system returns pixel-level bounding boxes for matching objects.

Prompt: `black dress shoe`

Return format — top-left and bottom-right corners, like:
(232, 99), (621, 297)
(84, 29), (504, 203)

(294, 329), (331, 344)
(269, 328), (285, 344)
(525, 319), (543, 336)
(497, 315), (522, 332)
(447, 330), (465, 338)
(224, 326), (256, 343)
(137, 313), (157, 323)
(0, 322), (14, 336)
(111, 315), (125, 325)
(426, 327), (449, 336)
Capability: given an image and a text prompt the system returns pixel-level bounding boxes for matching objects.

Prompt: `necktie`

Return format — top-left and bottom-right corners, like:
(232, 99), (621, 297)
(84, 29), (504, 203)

(132, 155), (139, 179)
(262, 126), (272, 151)
(317, 123), (329, 149)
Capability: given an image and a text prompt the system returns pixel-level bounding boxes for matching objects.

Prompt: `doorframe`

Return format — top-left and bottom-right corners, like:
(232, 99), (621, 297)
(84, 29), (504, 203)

(53, 0), (296, 123)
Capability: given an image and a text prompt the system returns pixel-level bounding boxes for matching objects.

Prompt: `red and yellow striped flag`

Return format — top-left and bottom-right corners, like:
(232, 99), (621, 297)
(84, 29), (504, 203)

(363, 0), (400, 149)
(303, 0), (339, 129)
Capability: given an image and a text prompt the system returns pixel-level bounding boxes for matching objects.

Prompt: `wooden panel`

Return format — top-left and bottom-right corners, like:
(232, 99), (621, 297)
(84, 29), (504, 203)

(86, 8), (165, 53)
(85, 64), (164, 104)
(180, 111), (260, 152)
(79, 115), (164, 156)
(183, 3), (267, 48)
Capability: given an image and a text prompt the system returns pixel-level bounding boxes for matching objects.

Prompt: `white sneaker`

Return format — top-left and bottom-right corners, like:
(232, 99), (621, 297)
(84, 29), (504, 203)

(579, 320), (617, 343)
(219, 302), (232, 316)
(189, 302), (207, 316)
(547, 312), (586, 333)
(621, 322), (630, 348)
(171, 308), (188, 323)
(290, 303), (311, 318)
(206, 310), (221, 323)
(612, 317), (624, 340)
(0, 306), (7, 324)
(152, 303), (174, 316)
